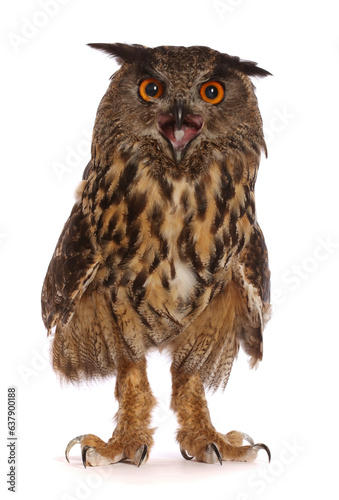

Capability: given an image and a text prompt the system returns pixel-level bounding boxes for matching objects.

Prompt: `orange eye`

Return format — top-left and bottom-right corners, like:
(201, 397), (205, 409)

(139, 78), (164, 101)
(200, 81), (224, 104)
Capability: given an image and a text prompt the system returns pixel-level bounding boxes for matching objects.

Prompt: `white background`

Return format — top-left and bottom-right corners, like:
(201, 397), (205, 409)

(1, 0), (338, 499)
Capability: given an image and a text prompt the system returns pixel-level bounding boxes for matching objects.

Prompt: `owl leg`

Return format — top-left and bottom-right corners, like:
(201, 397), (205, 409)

(170, 365), (270, 464)
(65, 357), (157, 467)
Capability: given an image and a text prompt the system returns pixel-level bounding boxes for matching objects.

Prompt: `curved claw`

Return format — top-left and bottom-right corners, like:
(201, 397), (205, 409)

(137, 445), (148, 468)
(180, 448), (194, 461)
(252, 443), (271, 463)
(65, 435), (89, 463)
(208, 443), (223, 466)
(241, 432), (255, 446)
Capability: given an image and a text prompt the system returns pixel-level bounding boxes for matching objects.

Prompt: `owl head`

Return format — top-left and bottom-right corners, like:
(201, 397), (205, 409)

(88, 43), (270, 177)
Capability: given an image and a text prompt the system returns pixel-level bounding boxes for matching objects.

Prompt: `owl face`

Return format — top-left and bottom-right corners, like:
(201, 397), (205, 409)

(89, 44), (270, 172)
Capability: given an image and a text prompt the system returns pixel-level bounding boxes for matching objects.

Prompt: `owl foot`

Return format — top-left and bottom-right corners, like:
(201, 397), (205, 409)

(178, 430), (271, 464)
(65, 433), (150, 467)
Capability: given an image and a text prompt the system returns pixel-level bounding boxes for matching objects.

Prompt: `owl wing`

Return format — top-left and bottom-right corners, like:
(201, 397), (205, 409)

(41, 199), (100, 334)
(236, 223), (271, 367)
(82, 160), (93, 180)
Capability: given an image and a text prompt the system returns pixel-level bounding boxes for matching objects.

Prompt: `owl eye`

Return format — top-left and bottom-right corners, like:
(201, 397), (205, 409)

(139, 78), (164, 101)
(200, 81), (224, 104)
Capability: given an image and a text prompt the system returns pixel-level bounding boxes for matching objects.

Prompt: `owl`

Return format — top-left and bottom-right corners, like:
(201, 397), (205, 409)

(41, 43), (271, 467)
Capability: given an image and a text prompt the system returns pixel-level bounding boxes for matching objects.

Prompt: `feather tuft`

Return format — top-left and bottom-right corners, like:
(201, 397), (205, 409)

(217, 53), (272, 78)
(88, 43), (150, 66)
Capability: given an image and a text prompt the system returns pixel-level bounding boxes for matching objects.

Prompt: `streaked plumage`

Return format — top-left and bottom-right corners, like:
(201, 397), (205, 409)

(42, 44), (271, 466)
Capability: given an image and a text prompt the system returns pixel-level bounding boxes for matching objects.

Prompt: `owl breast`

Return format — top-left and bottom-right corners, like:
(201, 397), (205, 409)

(135, 174), (215, 327)
(86, 151), (255, 344)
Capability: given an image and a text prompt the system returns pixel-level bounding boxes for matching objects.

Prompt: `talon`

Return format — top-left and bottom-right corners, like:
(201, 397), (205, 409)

(180, 448), (194, 460)
(82, 445), (92, 468)
(137, 445), (148, 467)
(241, 432), (255, 446)
(65, 435), (89, 463)
(206, 443), (222, 465)
(211, 443), (223, 466)
(252, 443), (271, 463)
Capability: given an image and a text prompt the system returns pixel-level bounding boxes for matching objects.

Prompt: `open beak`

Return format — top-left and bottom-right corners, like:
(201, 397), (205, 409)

(158, 98), (203, 162)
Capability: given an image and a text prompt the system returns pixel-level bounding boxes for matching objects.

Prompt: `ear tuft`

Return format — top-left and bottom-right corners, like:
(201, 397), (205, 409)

(219, 53), (272, 78)
(87, 43), (151, 66)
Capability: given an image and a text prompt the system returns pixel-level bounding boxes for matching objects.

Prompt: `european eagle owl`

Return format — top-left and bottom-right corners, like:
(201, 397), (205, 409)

(41, 43), (271, 467)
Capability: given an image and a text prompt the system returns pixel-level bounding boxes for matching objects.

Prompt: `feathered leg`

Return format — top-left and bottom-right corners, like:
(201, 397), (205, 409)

(170, 365), (270, 464)
(66, 357), (156, 467)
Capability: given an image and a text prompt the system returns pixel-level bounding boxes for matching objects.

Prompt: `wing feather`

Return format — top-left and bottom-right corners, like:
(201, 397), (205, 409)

(41, 201), (100, 334)
(236, 223), (271, 367)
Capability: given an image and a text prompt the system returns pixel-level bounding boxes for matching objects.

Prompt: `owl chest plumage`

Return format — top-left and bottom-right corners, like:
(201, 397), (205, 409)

(81, 149), (257, 344)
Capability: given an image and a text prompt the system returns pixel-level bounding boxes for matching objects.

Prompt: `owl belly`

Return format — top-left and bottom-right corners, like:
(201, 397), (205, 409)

(144, 259), (199, 323)
(107, 258), (205, 353)
(170, 260), (197, 303)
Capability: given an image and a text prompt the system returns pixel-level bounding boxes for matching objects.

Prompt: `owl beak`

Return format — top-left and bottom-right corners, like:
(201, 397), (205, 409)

(173, 97), (185, 131)
(158, 98), (203, 163)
